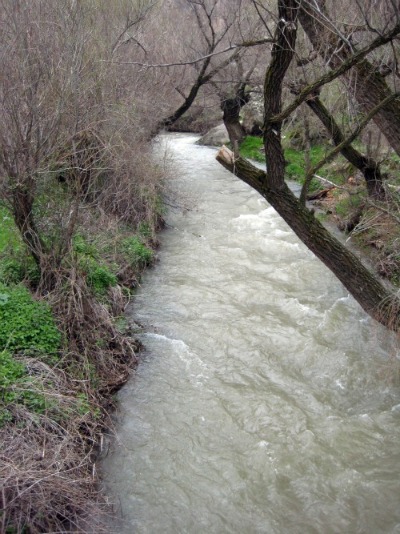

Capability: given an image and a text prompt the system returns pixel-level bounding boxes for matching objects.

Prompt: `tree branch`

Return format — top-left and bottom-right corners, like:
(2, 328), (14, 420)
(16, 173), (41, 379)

(273, 22), (400, 123)
(107, 38), (274, 68)
(300, 91), (400, 201)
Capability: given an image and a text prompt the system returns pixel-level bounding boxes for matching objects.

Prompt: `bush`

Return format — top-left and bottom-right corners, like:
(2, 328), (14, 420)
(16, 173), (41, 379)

(239, 137), (335, 193)
(334, 192), (365, 217)
(0, 349), (26, 399)
(239, 136), (265, 162)
(0, 255), (40, 286)
(73, 235), (117, 296)
(0, 283), (61, 357)
(0, 206), (21, 253)
(85, 260), (117, 296)
(122, 236), (154, 269)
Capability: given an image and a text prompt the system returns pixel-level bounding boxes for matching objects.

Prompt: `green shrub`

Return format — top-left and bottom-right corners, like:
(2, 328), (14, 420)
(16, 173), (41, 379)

(0, 206), (21, 253)
(0, 350), (26, 397)
(239, 136), (265, 162)
(138, 221), (153, 240)
(284, 146), (326, 181)
(122, 236), (154, 269)
(239, 137), (333, 192)
(0, 283), (61, 357)
(85, 260), (117, 295)
(73, 234), (98, 257)
(334, 192), (365, 217)
(0, 206), (41, 285)
(0, 255), (40, 285)
(73, 235), (117, 296)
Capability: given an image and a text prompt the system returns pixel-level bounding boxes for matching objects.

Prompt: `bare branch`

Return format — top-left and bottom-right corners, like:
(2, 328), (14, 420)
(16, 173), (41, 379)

(301, 91), (400, 200)
(273, 21), (400, 123)
(111, 0), (157, 54)
(106, 38), (274, 68)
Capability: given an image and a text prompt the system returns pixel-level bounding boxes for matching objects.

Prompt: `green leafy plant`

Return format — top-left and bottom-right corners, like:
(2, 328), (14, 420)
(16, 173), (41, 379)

(0, 350), (26, 398)
(0, 206), (21, 253)
(239, 137), (336, 193)
(85, 260), (117, 296)
(239, 136), (265, 162)
(0, 255), (40, 285)
(122, 236), (154, 269)
(334, 192), (365, 217)
(73, 234), (98, 257)
(73, 235), (117, 296)
(138, 221), (153, 240)
(0, 283), (61, 357)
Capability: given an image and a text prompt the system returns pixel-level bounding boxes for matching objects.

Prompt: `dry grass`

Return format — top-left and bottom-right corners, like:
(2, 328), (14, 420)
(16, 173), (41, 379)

(1, 409), (106, 533)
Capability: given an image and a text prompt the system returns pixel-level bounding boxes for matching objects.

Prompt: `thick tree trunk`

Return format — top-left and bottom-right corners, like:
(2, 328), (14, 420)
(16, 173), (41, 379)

(12, 182), (45, 268)
(220, 86), (250, 154)
(216, 147), (400, 331)
(12, 178), (57, 290)
(297, 4), (400, 157)
(262, 0), (298, 191)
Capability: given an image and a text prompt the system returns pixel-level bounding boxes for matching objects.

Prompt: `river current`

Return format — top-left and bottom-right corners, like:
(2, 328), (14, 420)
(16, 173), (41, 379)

(102, 134), (400, 533)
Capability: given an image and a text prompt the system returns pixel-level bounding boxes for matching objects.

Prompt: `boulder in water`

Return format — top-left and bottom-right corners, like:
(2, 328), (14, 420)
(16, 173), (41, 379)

(196, 124), (229, 147)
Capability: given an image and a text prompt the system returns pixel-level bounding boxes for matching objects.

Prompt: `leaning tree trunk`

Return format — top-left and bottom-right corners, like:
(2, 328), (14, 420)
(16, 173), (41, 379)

(217, 148), (400, 331)
(292, 86), (386, 199)
(297, 3), (400, 158)
(216, 0), (400, 332)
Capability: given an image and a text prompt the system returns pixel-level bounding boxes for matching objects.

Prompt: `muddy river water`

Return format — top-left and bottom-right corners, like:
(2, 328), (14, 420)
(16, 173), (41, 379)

(102, 134), (400, 533)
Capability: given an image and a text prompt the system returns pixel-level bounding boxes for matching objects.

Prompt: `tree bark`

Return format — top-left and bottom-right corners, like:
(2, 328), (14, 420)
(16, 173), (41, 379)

(161, 62), (211, 129)
(12, 180), (45, 269)
(160, 48), (241, 130)
(220, 83), (250, 154)
(262, 0), (298, 191)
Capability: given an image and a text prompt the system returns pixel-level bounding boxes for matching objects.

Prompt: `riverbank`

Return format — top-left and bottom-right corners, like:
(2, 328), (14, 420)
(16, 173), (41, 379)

(2, 130), (399, 532)
(0, 160), (164, 531)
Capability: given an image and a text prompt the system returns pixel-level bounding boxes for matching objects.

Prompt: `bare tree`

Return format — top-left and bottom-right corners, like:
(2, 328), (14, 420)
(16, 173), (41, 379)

(0, 0), (161, 289)
(118, 0), (269, 131)
(0, 0), (92, 286)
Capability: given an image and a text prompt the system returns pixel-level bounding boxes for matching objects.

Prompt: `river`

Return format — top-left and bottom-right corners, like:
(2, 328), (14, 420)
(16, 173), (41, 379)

(102, 133), (400, 533)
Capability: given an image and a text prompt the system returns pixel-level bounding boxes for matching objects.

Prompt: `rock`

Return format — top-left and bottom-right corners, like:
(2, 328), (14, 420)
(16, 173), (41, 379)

(196, 124), (229, 147)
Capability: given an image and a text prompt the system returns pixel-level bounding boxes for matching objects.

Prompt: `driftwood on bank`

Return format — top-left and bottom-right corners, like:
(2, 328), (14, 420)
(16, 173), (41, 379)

(306, 174), (336, 201)
(307, 187), (333, 201)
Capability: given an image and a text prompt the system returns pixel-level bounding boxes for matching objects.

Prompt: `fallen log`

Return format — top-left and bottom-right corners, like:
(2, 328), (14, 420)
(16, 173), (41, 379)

(307, 187), (334, 201)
